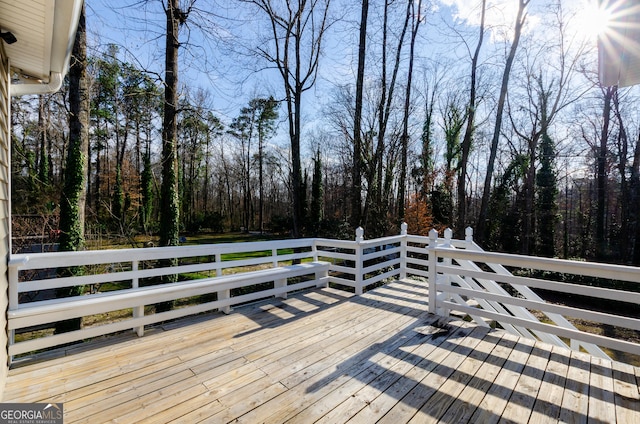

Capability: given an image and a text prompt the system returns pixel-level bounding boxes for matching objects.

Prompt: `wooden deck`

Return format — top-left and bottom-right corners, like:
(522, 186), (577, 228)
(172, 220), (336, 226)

(3, 280), (640, 423)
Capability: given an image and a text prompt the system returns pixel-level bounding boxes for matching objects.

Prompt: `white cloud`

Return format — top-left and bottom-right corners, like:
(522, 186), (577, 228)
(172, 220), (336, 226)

(439, 0), (540, 42)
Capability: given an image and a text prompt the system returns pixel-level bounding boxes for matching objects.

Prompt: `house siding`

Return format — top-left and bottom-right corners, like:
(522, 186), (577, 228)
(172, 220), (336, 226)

(0, 42), (10, 400)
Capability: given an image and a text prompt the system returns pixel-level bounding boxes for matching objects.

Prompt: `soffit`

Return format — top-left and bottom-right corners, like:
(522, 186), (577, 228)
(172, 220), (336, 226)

(0, 0), (53, 82)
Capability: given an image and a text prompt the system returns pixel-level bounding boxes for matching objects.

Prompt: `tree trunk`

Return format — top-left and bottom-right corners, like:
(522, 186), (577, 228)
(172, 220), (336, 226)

(157, 0), (182, 312)
(476, 0), (529, 243)
(160, 0), (180, 248)
(352, 0), (368, 228)
(364, 0), (410, 235)
(596, 86), (614, 259)
(399, 0), (422, 223)
(56, 4), (89, 334)
(456, 0), (485, 237)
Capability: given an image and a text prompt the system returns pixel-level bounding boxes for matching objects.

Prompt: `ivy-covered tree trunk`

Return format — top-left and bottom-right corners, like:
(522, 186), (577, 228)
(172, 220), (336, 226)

(160, 0), (180, 249)
(55, 4), (89, 334)
(536, 130), (557, 257)
(157, 0), (183, 312)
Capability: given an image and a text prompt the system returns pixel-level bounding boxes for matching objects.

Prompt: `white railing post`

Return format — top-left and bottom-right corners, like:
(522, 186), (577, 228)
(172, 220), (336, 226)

(275, 277), (287, 299)
(465, 227), (473, 248)
(428, 229), (438, 314)
(132, 260), (144, 337)
(215, 252), (231, 314)
(7, 258), (23, 311)
(400, 222), (408, 280)
(7, 258), (25, 355)
(316, 268), (329, 288)
(355, 227), (364, 295)
(272, 248), (279, 268)
(215, 253), (222, 277)
(442, 228), (453, 316)
(312, 238), (319, 262)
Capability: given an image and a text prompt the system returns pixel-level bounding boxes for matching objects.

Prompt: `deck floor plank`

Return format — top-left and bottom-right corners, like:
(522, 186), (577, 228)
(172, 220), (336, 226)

(346, 323), (481, 424)
(528, 345), (572, 423)
(467, 333), (536, 424)
(612, 360), (640, 423)
(435, 332), (518, 423)
(407, 330), (505, 423)
(3, 280), (639, 423)
(238, 303), (436, 423)
(589, 355), (617, 423)
(375, 326), (490, 423)
(558, 350), (592, 424)
(498, 343), (552, 423)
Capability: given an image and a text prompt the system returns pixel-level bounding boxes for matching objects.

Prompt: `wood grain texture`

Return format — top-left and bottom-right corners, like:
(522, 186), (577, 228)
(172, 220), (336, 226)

(3, 280), (639, 423)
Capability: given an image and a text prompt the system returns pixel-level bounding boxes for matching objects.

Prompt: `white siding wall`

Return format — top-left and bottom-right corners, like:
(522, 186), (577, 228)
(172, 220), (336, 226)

(0, 43), (10, 400)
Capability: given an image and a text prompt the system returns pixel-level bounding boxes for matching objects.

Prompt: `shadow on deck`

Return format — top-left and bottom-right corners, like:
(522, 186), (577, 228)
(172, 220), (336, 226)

(4, 280), (639, 423)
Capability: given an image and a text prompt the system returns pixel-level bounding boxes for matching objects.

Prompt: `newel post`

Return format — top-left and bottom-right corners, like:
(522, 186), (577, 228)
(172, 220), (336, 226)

(428, 229), (438, 314)
(400, 222), (408, 280)
(443, 228), (453, 247)
(355, 227), (364, 295)
(465, 227), (475, 250)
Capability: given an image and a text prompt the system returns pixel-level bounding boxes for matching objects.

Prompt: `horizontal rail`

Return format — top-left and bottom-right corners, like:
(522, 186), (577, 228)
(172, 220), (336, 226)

(429, 241), (640, 358)
(9, 261), (330, 356)
(434, 247), (640, 283)
(8, 225), (640, 364)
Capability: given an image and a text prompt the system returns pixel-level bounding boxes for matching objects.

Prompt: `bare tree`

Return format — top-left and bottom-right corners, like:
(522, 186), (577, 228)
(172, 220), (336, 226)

(363, 0), (411, 236)
(455, 0), (486, 236)
(398, 0), (423, 223)
(476, 0), (530, 243)
(242, 0), (332, 237)
(352, 0), (369, 228)
(596, 85), (615, 259)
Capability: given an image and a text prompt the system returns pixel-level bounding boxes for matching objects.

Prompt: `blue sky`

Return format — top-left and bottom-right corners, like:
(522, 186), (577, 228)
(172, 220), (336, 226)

(84, 0), (604, 160)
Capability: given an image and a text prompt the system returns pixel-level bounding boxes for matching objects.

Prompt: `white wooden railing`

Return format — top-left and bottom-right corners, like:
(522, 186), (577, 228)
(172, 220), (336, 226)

(427, 228), (640, 359)
(7, 224), (640, 361)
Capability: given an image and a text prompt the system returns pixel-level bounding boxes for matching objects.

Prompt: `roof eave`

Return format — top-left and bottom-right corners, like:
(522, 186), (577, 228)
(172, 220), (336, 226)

(10, 0), (84, 97)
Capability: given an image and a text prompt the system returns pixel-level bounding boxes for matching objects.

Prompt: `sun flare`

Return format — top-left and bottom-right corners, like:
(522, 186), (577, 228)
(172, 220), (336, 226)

(576, 0), (613, 40)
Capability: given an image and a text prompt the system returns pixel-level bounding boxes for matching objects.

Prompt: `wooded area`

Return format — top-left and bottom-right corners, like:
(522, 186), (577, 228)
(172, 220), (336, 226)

(9, 0), (640, 264)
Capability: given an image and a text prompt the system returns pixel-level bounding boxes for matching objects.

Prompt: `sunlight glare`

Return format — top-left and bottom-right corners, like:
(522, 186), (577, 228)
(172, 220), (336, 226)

(577, 0), (613, 40)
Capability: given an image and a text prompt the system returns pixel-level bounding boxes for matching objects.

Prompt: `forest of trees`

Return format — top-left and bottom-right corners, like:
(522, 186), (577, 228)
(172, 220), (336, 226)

(9, 0), (640, 265)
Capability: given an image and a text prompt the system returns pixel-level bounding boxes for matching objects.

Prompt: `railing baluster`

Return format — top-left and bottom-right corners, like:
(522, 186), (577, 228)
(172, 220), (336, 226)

(428, 229), (438, 314)
(355, 227), (364, 295)
(132, 260), (144, 337)
(400, 222), (407, 280)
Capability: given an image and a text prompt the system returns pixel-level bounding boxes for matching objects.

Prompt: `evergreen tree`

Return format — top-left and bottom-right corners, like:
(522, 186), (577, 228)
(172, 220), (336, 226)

(536, 130), (558, 257)
(310, 149), (323, 236)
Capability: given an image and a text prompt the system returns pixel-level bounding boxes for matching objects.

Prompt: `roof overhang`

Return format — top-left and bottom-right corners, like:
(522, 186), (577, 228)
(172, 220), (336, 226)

(0, 0), (83, 96)
(598, 0), (640, 87)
